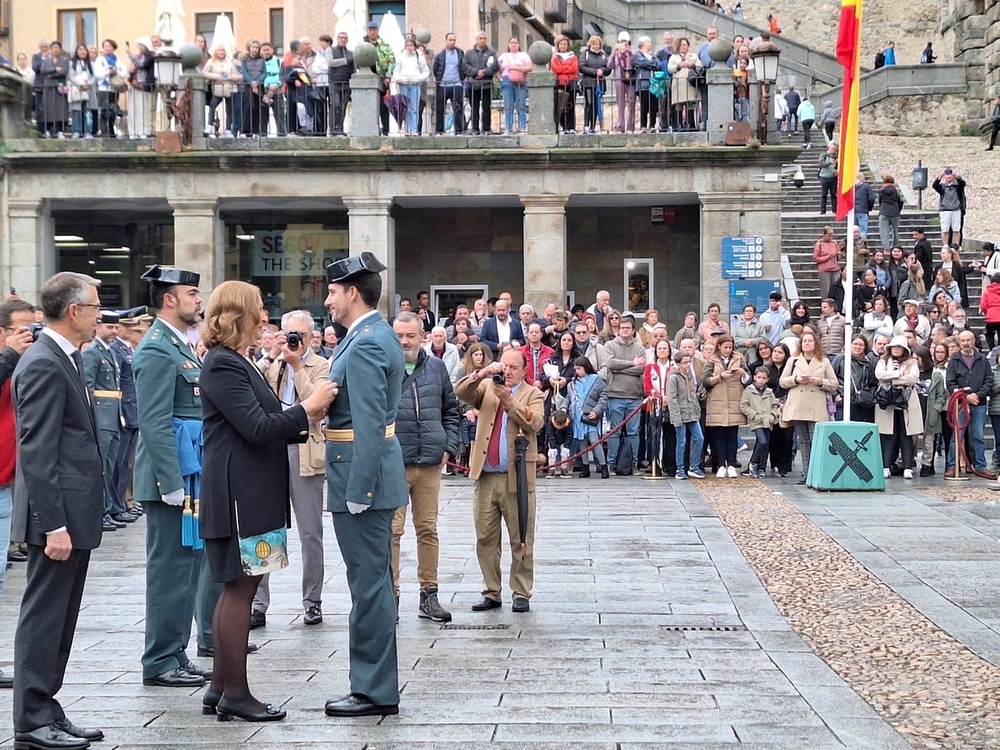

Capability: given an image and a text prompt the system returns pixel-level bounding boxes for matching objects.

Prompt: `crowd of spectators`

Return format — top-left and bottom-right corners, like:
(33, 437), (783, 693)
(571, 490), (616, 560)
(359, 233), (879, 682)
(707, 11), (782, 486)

(10, 23), (772, 139)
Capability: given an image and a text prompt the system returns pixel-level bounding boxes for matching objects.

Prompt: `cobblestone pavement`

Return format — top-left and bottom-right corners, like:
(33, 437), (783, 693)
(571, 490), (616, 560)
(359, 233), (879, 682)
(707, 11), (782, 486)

(0, 472), (997, 748)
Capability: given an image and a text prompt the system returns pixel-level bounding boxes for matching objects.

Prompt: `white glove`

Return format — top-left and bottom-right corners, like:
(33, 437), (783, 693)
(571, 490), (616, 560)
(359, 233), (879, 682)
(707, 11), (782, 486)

(346, 501), (369, 515)
(161, 488), (185, 506)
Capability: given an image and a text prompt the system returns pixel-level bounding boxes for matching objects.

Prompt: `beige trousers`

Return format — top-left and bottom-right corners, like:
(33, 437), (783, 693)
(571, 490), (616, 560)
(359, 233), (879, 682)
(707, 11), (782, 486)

(472, 472), (536, 601)
(391, 465), (442, 597)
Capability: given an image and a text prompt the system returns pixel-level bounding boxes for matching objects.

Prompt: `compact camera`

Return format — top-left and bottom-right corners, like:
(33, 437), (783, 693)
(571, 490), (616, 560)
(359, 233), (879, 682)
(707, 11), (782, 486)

(285, 331), (303, 349)
(491, 373), (506, 385)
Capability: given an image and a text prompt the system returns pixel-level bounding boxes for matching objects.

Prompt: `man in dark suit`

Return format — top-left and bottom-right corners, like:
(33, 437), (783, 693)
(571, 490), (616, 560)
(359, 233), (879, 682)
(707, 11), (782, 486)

(322, 253), (407, 718)
(11, 272), (106, 750)
(30, 40), (51, 136)
(479, 299), (524, 356)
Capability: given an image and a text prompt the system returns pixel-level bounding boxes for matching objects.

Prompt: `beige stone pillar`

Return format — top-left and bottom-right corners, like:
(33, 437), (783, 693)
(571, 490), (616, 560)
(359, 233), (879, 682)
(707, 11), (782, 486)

(169, 198), (222, 292)
(521, 194), (569, 312)
(6, 198), (53, 304)
(342, 197), (395, 317)
(699, 191), (783, 320)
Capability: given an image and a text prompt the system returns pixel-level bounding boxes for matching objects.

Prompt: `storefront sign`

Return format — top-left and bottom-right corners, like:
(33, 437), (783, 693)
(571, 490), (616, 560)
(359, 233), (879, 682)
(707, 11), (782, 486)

(250, 230), (347, 276)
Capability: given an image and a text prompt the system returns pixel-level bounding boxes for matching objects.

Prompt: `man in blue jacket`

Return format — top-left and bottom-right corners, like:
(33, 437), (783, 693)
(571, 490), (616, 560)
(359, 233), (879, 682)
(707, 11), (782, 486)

(323, 252), (407, 717)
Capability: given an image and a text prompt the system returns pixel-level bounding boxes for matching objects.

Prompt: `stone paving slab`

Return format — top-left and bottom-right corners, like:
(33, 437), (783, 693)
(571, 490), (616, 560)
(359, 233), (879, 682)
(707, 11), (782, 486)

(0, 476), (920, 748)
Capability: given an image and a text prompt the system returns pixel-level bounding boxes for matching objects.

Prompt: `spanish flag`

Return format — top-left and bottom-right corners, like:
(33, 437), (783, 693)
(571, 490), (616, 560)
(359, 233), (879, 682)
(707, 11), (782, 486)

(836, 0), (863, 220)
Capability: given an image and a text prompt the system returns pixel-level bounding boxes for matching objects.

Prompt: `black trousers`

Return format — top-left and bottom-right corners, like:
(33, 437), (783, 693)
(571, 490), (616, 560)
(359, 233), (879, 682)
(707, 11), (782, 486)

(820, 177), (837, 214)
(469, 80), (492, 133)
(881, 410), (914, 469)
(436, 84), (464, 133)
(13, 546), (91, 732)
(989, 121), (999, 149)
(769, 424), (794, 473)
(330, 82), (351, 135)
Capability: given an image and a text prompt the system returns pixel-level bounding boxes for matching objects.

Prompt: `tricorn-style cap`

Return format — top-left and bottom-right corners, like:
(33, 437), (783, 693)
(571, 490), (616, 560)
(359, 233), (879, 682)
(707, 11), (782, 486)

(141, 265), (200, 287)
(325, 252), (387, 284)
(99, 310), (121, 324)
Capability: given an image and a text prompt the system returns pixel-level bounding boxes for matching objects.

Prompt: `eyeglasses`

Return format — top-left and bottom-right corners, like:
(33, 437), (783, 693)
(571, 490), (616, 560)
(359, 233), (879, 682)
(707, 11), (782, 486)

(75, 303), (101, 312)
(608, 315), (621, 320)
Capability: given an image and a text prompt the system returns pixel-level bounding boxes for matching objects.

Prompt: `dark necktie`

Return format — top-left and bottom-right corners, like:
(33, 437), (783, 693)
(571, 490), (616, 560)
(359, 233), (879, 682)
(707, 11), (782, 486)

(486, 408), (505, 466)
(70, 350), (90, 402)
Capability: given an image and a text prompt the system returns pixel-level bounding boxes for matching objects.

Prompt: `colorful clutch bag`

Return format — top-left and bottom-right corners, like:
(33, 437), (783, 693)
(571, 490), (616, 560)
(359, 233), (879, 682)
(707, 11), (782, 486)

(239, 528), (289, 577)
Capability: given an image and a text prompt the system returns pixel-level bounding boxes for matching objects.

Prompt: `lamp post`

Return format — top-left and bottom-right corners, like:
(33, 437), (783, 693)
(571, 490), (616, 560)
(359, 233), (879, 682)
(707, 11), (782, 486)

(750, 35), (781, 144)
(154, 53), (183, 88)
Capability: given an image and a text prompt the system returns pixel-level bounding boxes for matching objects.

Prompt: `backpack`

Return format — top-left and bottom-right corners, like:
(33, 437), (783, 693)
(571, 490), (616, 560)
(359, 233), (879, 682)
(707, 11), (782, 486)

(649, 71), (667, 99)
(614, 438), (634, 475)
(874, 51), (885, 68)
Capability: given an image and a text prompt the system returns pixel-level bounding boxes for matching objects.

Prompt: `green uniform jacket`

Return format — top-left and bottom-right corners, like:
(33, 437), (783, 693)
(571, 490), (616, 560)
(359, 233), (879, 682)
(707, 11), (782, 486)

(83, 340), (122, 435)
(326, 313), (407, 512)
(132, 319), (203, 501)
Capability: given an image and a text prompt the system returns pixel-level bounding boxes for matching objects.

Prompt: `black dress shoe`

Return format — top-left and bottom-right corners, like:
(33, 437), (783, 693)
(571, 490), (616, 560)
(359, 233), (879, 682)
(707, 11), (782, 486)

(303, 606), (323, 625)
(110, 512), (135, 524)
(249, 610), (266, 630)
(471, 597), (502, 611)
(7, 549), (27, 562)
(13, 723), (90, 749)
(179, 661), (212, 681)
(512, 597), (530, 613)
(202, 688), (221, 715)
(54, 719), (103, 741)
(0, 668), (12, 688)
(142, 667), (205, 687)
(217, 697), (286, 722)
(101, 518), (117, 532)
(197, 643), (258, 658)
(324, 693), (399, 717)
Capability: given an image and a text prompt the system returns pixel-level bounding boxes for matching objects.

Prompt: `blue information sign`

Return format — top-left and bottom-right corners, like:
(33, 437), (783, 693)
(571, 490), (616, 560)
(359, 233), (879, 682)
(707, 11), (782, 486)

(721, 236), (765, 279)
(729, 280), (781, 328)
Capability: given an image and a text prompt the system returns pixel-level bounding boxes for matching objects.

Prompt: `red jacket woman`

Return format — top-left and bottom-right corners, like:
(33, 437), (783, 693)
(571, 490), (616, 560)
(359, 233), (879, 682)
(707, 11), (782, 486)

(980, 277), (1000, 323)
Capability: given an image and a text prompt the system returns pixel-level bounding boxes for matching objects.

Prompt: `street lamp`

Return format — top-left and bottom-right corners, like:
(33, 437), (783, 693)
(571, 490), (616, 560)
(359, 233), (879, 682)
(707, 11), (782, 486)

(750, 35), (781, 145)
(155, 52), (183, 88)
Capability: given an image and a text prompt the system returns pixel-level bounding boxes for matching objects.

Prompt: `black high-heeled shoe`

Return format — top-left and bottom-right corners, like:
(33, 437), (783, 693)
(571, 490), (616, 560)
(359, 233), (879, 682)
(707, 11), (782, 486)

(216, 697), (287, 722)
(202, 689), (221, 715)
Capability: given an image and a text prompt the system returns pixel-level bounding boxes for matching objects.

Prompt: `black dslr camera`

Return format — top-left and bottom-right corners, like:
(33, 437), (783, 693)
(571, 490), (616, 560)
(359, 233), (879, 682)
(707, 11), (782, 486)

(285, 331), (303, 349)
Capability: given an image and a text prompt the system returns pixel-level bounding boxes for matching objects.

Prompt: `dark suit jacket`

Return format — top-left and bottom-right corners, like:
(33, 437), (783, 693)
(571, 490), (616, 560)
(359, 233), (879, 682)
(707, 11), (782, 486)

(199, 346), (309, 540)
(479, 316), (525, 355)
(110, 338), (138, 429)
(11, 335), (104, 549)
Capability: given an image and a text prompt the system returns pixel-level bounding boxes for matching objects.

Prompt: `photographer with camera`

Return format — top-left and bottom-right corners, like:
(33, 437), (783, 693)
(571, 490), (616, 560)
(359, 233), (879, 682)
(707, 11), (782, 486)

(0, 299), (35, 689)
(251, 310), (331, 629)
(455, 348), (544, 613)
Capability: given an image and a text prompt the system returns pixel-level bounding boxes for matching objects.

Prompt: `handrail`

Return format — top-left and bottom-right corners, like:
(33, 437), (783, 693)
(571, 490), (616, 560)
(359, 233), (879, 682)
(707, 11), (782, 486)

(812, 63), (968, 114)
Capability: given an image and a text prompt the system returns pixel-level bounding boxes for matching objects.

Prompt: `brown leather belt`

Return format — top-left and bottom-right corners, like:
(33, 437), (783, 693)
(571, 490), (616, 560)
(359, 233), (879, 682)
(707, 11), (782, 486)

(93, 390), (122, 399)
(324, 423), (396, 442)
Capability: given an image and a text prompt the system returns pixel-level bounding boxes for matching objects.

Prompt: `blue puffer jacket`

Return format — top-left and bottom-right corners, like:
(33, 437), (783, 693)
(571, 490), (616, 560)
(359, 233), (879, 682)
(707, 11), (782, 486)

(397, 350), (461, 466)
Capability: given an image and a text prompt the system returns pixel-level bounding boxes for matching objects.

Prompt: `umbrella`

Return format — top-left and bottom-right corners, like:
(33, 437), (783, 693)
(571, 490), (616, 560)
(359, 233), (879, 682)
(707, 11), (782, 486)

(154, 0), (186, 47)
(378, 11), (406, 55)
(513, 435), (530, 546)
(209, 13), (236, 59)
(385, 93), (409, 127)
(332, 0), (366, 48)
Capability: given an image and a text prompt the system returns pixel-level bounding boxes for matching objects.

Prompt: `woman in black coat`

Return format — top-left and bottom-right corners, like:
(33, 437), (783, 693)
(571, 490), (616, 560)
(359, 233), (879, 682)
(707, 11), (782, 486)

(199, 281), (334, 722)
(766, 342), (794, 476)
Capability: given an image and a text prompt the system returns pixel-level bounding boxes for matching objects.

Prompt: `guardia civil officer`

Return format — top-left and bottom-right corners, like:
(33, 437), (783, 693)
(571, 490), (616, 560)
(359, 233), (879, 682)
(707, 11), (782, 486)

(82, 311), (133, 531)
(322, 253), (407, 718)
(133, 266), (221, 688)
(110, 311), (143, 518)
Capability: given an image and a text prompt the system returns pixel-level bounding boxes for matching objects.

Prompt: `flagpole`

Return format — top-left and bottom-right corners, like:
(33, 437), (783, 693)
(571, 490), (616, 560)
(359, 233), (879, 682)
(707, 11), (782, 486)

(843, 207), (855, 422)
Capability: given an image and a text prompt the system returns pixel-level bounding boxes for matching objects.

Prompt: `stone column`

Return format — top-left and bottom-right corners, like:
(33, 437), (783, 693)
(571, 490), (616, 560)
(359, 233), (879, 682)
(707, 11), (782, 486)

(5, 199), (53, 303)
(706, 66), (733, 145)
(342, 197), (395, 316)
(350, 72), (381, 138)
(169, 198), (222, 291)
(699, 192), (783, 318)
(526, 71), (557, 135)
(521, 194), (569, 312)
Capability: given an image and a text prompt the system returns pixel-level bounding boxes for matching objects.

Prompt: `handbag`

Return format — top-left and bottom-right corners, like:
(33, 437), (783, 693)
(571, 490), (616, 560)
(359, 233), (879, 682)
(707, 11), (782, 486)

(238, 527), (289, 576)
(212, 82), (234, 98)
(875, 384), (910, 409)
(67, 85), (88, 103)
(111, 74), (129, 93)
(852, 387), (876, 409)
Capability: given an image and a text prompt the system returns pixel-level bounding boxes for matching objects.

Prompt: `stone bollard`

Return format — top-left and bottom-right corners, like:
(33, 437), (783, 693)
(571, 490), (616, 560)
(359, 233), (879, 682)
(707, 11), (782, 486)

(526, 41), (556, 136)
(706, 66), (734, 145)
(0, 67), (32, 138)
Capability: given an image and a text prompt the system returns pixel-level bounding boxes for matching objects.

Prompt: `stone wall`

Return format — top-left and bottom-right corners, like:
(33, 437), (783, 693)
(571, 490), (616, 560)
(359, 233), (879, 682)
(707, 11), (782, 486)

(939, 0), (998, 120)
(860, 93), (971, 136)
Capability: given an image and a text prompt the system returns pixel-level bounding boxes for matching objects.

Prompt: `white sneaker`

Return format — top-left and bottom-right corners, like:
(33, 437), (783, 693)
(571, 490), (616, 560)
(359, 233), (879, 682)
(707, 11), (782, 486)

(716, 466), (727, 479)
(727, 466), (738, 478)
(903, 469), (914, 479)
(883, 468), (891, 479)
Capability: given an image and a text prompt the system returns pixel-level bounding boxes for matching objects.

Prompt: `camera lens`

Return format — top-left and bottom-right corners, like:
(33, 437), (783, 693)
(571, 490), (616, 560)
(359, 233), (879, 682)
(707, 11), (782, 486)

(286, 331), (302, 348)
(492, 373), (505, 385)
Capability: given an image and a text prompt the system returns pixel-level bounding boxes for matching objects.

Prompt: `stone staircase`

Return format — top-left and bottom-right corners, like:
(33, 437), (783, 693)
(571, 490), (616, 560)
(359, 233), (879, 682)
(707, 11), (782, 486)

(777, 137), (985, 330)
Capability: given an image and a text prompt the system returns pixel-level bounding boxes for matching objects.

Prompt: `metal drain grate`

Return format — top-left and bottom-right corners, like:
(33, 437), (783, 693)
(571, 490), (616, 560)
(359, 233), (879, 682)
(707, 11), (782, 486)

(659, 625), (748, 632)
(440, 623), (511, 630)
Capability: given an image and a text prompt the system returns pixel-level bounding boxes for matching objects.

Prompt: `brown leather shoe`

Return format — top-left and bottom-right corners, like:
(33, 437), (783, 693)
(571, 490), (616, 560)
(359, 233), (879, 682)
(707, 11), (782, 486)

(980, 470), (999, 480)
(944, 468), (958, 478)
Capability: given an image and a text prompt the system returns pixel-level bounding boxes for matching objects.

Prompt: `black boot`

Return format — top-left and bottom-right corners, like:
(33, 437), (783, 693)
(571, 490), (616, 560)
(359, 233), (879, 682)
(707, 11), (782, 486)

(579, 465), (591, 478)
(600, 463), (610, 479)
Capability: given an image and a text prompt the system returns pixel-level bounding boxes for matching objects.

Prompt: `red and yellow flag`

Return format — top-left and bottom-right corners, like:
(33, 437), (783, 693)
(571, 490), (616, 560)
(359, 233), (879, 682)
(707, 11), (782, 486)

(836, 0), (863, 220)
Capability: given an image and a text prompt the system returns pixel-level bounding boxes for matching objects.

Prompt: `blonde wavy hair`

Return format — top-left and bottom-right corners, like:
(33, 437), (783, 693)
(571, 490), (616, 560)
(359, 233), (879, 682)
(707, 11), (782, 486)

(203, 280), (264, 352)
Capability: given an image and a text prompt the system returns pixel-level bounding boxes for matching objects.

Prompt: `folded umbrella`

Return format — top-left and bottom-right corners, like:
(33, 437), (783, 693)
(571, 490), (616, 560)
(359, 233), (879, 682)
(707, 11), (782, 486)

(513, 436), (529, 547)
(385, 93), (409, 127)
